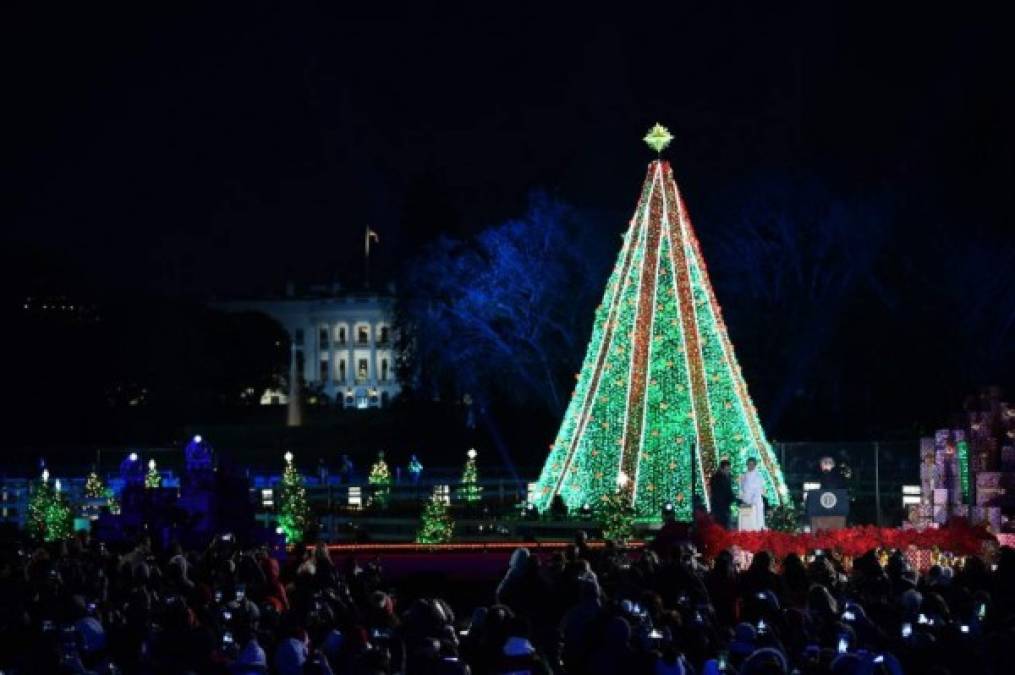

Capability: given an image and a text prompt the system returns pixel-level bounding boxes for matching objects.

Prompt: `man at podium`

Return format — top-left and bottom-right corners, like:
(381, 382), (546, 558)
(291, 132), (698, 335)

(818, 456), (844, 490)
(808, 456), (849, 531)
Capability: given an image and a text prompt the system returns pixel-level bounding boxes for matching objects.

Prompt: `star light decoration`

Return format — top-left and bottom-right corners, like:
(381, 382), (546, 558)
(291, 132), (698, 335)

(643, 123), (673, 154)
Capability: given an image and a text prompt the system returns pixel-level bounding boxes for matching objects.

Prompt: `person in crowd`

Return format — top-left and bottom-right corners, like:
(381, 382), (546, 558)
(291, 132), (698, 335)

(738, 457), (766, 531)
(709, 459), (735, 529)
(818, 456), (844, 490)
(2, 526), (1012, 675)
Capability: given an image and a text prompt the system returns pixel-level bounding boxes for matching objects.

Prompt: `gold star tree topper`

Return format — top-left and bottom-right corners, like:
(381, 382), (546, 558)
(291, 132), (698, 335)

(643, 123), (673, 154)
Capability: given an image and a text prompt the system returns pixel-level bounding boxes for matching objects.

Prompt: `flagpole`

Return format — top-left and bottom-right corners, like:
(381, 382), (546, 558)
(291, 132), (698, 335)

(364, 225), (370, 289)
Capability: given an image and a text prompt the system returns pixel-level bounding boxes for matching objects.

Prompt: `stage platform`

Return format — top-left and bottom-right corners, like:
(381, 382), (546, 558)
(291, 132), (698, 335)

(316, 515), (662, 544)
(326, 540), (645, 583)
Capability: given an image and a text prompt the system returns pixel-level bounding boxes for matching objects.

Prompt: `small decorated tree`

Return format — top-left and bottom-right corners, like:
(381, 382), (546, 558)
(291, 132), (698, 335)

(595, 473), (636, 544)
(84, 469), (105, 499)
(26, 470), (53, 540)
(45, 480), (74, 542)
(145, 459), (162, 489)
(368, 451), (392, 508)
(767, 502), (799, 532)
(458, 448), (483, 505)
(277, 451), (311, 544)
(104, 488), (121, 515)
(27, 471), (73, 542)
(416, 494), (454, 544)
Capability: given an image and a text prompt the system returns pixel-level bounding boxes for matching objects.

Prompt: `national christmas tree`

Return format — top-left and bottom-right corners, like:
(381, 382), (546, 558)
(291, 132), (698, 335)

(534, 125), (788, 521)
(458, 449), (482, 504)
(277, 452), (311, 543)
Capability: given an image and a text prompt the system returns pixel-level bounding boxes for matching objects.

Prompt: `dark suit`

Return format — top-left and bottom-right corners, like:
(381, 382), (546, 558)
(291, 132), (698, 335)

(819, 469), (844, 490)
(710, 471), (735, 529)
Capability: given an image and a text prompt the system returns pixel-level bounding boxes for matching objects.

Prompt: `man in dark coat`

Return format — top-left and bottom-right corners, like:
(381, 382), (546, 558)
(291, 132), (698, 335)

(710, 459), (735, 529)
(818, 456), (844, 490)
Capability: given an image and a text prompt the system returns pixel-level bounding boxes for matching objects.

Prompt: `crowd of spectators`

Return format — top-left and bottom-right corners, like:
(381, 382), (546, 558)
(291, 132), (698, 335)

(1, 527), (1014, 674)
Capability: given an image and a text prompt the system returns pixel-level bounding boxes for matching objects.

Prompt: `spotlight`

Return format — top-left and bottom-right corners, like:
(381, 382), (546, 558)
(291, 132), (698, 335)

(148, 459), (157, 470)
(664, 501), (674, 512)
(193, 435), (203, 444)
(580, 503), (592, 517)
(284, 451), (294, 464)
(129, 452), (138, 462)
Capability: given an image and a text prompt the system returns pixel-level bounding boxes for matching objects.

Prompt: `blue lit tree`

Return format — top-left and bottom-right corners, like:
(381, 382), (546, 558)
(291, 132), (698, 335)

(399, 193), (610, 414)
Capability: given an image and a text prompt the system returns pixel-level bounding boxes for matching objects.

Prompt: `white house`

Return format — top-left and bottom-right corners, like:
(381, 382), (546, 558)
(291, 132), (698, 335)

(217, 286), (399, 409)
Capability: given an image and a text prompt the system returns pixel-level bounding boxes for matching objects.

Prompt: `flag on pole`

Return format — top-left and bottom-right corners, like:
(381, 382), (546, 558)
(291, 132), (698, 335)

(365, 226), (379, 255)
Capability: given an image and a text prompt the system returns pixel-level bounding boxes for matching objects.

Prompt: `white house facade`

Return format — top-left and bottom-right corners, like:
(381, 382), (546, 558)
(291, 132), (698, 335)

(217, 290), (399, 409)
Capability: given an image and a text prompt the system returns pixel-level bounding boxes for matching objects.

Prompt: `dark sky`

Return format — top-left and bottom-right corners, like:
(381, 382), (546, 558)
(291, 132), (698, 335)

(3, 2), (1012, 298)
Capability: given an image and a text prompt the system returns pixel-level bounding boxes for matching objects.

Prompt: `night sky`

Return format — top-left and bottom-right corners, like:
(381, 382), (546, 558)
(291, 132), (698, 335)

(5, 2), (1011, 298)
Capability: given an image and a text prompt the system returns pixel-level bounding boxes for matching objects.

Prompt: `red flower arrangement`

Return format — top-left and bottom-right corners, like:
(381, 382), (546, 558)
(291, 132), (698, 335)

(695, 516), (995, 560)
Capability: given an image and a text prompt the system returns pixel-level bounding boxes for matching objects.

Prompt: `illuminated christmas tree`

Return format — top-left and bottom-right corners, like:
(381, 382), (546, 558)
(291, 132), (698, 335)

(145, 460), (162, 489)
(45, 480), (74, 541)
(416, 493), (454, 544)
(26, 470), (53, 540)
(27, 471), (73, 542)
(84, 470), (105, 499)
(368, 451), (392, 507)
(458, 448), (482, 504)
(277, 451), (311, 543)
(534, 125), (788, 521)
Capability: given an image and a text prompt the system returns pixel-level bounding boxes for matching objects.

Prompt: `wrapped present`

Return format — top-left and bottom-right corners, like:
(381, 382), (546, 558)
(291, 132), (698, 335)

(933, 488), (949, 505)
(933, 505), (949, 525)
(977, 472), (1002, 490)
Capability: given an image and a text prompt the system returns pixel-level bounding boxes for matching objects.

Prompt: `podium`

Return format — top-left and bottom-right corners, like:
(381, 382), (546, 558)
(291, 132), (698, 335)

(806, 489), (849, 531)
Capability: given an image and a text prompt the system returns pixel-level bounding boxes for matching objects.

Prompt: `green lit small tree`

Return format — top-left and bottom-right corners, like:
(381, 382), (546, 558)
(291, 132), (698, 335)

(595, 474), (636, 544)
(416, 494), (454, 544)
(45, 481), (74, 541)
(84, 470), (105, 499)
(26, 470), (53, 540)
(368, 451), (392, 508)
(277, 451), (311, 544)
(145, 460), (162, 489)
(27, 471), (73, 542)
(457, 448), (483, 505)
